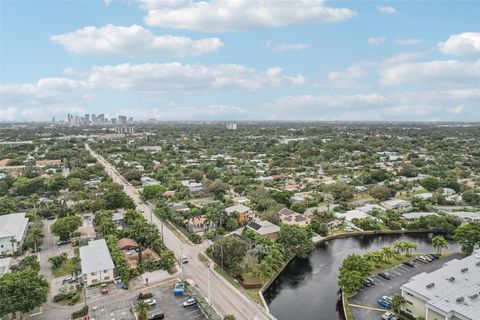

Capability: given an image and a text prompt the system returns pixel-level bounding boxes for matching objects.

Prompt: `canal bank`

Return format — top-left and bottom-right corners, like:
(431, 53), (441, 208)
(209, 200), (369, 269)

(263, 232), (460, 320)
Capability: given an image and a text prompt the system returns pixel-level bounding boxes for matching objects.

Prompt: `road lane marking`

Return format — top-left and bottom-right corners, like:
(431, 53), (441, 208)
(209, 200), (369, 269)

(349, 304), (386, 312)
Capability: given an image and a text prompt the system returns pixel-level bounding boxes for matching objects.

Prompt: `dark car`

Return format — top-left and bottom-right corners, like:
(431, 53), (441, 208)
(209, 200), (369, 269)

(427, 254), (439, 260)
(402, 261), (415, 268)
(378, 272), (392, 280)
(147, 310), (164, 320)
(57, 239), (71, 246)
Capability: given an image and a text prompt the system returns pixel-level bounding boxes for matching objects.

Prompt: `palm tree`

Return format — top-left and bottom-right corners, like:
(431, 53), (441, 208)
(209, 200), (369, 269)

(30, 194), (39, 220)
(404, 241), (417, 257)
(381, 247), (396, 262)
(30, 227), (44, 254)
(432, 236), (448, 255)
(393, 241), (405, 255)
(135, 301), (151, 320)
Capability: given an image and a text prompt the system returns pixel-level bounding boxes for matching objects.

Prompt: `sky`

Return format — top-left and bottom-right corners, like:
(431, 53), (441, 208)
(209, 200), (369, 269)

(0, 0), (479, 122)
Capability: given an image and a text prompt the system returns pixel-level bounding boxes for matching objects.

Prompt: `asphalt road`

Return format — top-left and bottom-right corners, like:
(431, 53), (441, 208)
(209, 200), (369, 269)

(85, 143), (272, 320)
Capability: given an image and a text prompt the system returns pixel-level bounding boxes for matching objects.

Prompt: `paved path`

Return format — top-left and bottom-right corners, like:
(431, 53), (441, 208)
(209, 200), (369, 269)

(85, 143), (273, 320)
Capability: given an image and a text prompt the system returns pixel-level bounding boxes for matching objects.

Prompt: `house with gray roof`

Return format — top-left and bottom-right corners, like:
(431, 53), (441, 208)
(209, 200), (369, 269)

(246, 220), (281, 239)
(279, 208), (310, 226)
(0, 212), (29, 255)
(80, 239), (115, 286)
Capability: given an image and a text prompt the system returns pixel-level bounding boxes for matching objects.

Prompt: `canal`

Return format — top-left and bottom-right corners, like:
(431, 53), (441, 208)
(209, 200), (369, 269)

(263, 233), (461, 320)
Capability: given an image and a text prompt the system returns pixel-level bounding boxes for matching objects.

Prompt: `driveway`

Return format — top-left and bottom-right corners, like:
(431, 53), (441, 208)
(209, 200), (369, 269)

(349, 253), (464, 320)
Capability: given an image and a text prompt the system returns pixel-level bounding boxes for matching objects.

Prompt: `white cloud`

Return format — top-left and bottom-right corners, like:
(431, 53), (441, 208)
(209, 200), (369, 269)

(451, 105), (464, 114)
(394, 38), (423, 46)
(119, 104), (250, 121)
(139, 0), (356, 32)
(377, 6), (398, 14)
(51, 24), (223, 57)
(262, 88), (480, 120)
(379, 60), (480, 85)
(368, 37), (387, 46)
(88, 63), (305, 91)
(315, 66), (368, 88)
(0, 107), (18, 121)
(1, 78), (91, 106)
(437, 32), (480, 56)
(265, 40), (310, 52)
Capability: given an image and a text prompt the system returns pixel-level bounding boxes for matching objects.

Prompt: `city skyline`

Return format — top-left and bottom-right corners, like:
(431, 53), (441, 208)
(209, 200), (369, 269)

(1, 1), (479, 122)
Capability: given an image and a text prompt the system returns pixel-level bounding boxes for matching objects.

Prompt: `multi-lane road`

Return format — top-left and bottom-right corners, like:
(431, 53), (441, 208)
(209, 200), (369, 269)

(85, 143), (273, 320)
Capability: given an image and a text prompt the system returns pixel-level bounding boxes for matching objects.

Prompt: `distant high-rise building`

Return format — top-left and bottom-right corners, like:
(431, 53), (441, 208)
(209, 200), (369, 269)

(226, 122), (237, 130)
(51, 117), (55, 123)
(118, 115), (127, 125)
(98, 114), (105, 123)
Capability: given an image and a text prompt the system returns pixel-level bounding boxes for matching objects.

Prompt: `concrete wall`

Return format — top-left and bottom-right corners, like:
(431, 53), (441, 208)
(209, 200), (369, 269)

(83, 268), (114, 286)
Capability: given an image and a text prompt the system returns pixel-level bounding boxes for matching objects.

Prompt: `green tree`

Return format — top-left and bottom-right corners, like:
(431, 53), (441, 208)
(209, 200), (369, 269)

(141, 184), (166, 201)
(420, 177), (441, 192)
(17, 255), (40, 272)
(381, 247), (396, 262)
(49, 253), (68, 269)
(462, 190), (480, 205)
(135, 301), (150, 320)
(223, 315), (236, 320)
(391, 294), (406, 313)
(338, 269), (365, 295)
(369, 185), (394, 201)
(51, 215), (81, 240)
(278, 224), (314, 258)
(29, 226), (44, 254)
(431, 235), (448, 255)
(93, 210), (116, 237)
(454, 222), (480, 254)
(0, 268), (49, 318)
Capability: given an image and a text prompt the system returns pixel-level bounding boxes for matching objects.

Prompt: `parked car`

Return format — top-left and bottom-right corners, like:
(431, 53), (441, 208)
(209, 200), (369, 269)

(180, 255), (188, 264)
(183, 298), (197, 308)
(138, 292), (153, 300)
(391, 316), (400, 320)
(427, 254), (439, 260)
(415, 256), (428, 263)
(422, 255), (433, 262)
(367, 277), (375, 285)
(382, 296), (393, 304)
(100, 284), (109, 294)
(143, 299), (157, 306)
(57, 239), (71, 246)
(63, 276), (76, 284)
(378, 272), (392, 280)
(377, 299), (392, 309)
(147, 310), (165, 320)
(402, 261), (415, 268)
(381, 311), (395, 320)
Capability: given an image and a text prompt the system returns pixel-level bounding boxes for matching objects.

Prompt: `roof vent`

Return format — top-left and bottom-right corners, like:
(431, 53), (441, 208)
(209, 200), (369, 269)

(426, 283), (435, 289)
(456, 297), (465, 303)
(469, 293), (479, 300)
(461, 267), (469, 273)
(448, 277), (455, 282)
(476, 261), (480, 266)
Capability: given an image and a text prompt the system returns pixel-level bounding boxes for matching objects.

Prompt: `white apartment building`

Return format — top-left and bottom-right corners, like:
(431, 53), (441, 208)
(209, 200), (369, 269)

(401, 250), (480, 320)
(80, 239), (115, 286)
(0, 212), (29, 255)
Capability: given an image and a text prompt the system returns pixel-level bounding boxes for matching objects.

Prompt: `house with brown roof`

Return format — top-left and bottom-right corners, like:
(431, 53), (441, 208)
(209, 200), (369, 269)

(279, 208), (310, 226)
(117, 238), (138, 251)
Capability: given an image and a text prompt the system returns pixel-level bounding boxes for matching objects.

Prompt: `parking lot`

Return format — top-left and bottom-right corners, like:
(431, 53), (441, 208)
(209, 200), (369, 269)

(132, 284), (207, 320)
(349, 253), (463, 320)
(89, 281), (207, 320)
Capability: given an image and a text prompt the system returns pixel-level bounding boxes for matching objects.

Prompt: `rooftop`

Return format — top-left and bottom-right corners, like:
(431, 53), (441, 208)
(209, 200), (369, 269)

(225, 204), (251, 214)
(247, 220), (281, 236)
(80, 239), (115, 274)
(401, 250), (480, 320)
(0, 212), (29, 241)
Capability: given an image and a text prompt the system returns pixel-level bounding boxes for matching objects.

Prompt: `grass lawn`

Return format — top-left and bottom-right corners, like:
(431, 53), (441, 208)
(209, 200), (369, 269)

(198, 252), (209, 263)
(343, 292), (354, 320)
(213, 266), (264, 305)
(52, 258), (75, 278)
